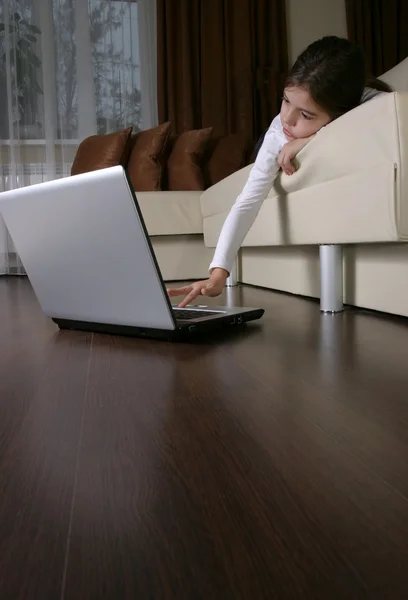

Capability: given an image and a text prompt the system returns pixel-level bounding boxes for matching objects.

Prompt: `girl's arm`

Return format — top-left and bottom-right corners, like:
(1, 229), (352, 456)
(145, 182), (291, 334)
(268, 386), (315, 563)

(209, 116), (285, 275)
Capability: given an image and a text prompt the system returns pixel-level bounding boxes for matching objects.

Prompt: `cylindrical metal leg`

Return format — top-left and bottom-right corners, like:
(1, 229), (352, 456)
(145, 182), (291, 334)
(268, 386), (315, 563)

(226, 257), (239, 287)
(319, 245), (343, 313)
(225, 285), (236, 307)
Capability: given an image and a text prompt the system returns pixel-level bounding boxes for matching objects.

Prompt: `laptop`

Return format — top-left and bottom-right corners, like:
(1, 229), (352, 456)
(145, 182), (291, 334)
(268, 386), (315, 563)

(0, 165), (264, 340)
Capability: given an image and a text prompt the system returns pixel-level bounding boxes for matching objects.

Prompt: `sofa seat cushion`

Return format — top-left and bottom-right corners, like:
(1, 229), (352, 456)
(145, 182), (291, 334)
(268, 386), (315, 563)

(136, 191), (203, 236)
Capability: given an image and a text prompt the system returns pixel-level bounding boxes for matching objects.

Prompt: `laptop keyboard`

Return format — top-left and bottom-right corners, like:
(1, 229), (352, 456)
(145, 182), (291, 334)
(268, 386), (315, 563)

(173, 309), (221, 321)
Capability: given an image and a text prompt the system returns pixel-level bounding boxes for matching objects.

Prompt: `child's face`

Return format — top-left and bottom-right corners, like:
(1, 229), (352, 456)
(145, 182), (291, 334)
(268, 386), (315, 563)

(280, 86), (332, 140)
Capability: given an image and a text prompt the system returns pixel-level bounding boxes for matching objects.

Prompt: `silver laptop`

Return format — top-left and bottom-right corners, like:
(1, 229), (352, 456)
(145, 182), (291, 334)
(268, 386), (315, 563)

(0, 165), (264, 340)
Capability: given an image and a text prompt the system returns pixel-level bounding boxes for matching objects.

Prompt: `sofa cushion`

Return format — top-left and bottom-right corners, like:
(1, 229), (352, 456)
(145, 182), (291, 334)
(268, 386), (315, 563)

(137, 191), (203, 236)
(167, 128), (213, 191)
(127, 122), (172, 191)
(206, 133), (248, 186)
(380, 56), (408, 92)
(203, 163), (398, 248)
(71, 127), (133, 175)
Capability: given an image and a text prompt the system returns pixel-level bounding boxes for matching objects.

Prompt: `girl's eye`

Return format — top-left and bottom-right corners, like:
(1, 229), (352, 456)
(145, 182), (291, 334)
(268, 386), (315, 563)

(301, 112), (312, 120)
(283, 97), (289, 103)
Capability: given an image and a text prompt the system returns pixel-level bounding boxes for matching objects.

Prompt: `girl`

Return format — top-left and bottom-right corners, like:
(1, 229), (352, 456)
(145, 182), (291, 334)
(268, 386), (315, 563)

(168, 36), (392, 308)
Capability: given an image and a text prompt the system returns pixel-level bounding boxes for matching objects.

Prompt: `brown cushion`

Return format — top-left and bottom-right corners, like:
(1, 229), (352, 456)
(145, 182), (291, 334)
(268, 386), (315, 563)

(127, 122), (172, 191)
(167, 128), (213, 191)
(71, 127), (133, 175)
(207, 133), (249, 186)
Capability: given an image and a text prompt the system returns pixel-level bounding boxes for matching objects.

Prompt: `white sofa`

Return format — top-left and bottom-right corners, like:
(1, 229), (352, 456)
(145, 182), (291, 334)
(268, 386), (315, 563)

(138, 57), (408, 318)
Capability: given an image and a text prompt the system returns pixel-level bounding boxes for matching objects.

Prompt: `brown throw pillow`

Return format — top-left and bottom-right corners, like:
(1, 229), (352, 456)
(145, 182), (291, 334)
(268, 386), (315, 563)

(207, 133), (248, 186)
(127, 122), (172, 191)
(71, 127), (133, 175)
(167, 127), (213, 191)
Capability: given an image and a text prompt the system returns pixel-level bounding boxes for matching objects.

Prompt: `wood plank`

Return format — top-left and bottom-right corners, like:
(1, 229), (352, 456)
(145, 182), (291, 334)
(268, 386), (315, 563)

(0, 278), (91, 599)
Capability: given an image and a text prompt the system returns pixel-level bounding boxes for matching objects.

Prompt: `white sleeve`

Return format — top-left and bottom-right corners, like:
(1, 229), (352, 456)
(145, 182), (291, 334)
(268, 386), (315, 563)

(361, 87), (388, 103)
(209, 115), (285, 274)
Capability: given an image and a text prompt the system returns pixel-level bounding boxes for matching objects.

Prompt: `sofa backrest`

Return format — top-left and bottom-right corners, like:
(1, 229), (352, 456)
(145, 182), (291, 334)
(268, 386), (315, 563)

(380, 57), (408, 92)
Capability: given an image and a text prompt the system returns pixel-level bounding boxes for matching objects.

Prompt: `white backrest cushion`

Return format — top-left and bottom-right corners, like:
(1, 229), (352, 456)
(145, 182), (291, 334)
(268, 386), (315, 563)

(380, 56), (408, 92)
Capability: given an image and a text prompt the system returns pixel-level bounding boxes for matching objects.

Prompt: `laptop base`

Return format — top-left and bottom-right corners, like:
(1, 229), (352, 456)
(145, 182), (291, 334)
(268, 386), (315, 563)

(53, 308), (264, 342)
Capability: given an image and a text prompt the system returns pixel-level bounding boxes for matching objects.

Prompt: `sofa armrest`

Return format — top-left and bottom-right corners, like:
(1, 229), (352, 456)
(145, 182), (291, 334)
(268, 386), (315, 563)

(201, 92), (408, 248)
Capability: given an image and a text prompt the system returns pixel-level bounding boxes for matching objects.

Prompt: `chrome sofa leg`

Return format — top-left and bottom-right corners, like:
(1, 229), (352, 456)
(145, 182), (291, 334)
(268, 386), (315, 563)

(226, 257), (239, 287)
(319, 244), (344, 313)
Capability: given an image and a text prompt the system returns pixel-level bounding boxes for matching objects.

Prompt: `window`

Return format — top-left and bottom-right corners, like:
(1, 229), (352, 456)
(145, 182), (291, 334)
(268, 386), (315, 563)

(0, 0), (142, 140)
(91, 0), (141, 135)
(0, 0), (41, 139)
(55, 0), (141, 139)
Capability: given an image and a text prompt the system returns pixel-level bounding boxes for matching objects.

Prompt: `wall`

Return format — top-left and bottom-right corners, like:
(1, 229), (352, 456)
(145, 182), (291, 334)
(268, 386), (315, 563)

(286, 0), (348, 65)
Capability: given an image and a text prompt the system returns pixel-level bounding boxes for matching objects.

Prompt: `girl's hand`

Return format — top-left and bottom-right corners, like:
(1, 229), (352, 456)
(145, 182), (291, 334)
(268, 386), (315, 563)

(278, 136), (314, 176)
(167, 268), (228, 308)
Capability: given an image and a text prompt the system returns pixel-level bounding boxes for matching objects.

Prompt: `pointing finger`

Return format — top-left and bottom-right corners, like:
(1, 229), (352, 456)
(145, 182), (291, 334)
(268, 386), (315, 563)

(178, 287), (201, 308)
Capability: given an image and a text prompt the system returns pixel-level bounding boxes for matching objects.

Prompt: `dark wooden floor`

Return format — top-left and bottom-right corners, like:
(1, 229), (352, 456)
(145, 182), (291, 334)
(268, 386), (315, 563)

(2, 277), (408, 599)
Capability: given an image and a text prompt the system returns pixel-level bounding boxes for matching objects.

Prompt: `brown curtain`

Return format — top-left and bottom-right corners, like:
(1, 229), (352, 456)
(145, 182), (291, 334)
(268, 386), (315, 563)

(346, 0), (408, 76)
(157, 0), (288, 140)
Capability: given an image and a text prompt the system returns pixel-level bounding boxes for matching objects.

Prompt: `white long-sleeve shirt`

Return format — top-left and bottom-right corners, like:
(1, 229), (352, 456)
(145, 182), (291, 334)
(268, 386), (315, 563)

(209, 114), (286, 274)
(209, 87), (387, 275)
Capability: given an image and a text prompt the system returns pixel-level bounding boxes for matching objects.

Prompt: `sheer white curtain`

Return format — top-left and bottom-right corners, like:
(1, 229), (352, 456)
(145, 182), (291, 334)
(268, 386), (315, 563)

(138, 0), (157, 129)
(0, 0), (157, 275)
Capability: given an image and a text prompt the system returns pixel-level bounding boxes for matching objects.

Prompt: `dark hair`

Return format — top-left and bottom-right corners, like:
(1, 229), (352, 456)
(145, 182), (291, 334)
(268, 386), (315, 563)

(285, 36), (393, 119)
(366, 76), (394, 94)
